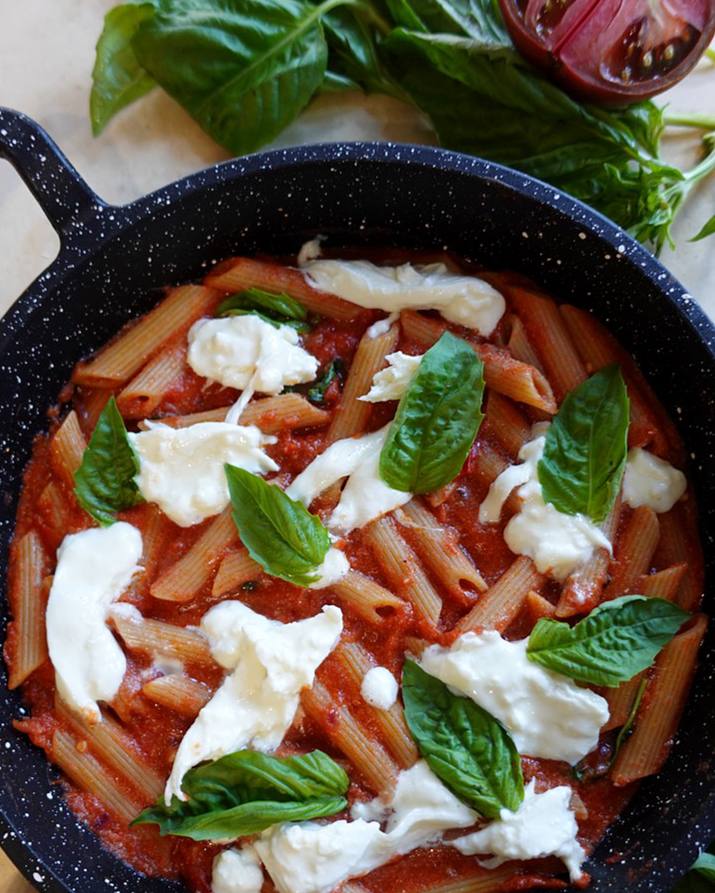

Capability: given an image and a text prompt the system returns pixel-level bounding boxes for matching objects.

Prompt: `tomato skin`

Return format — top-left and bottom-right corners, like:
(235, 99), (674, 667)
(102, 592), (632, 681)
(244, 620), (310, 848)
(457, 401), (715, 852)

(498, 0), (715, 104)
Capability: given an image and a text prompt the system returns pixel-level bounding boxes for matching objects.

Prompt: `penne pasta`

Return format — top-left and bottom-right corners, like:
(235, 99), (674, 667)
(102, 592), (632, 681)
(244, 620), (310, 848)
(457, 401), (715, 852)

(638, 564), (687, 601)
(37, 481), (71, 549)
(117, 340), (186, 418)
(455, 556), (543, 633)
(415, 867), (522, 893)
(301, 680), (398, 794)
(327, 324), (399, 443)
(50, 410), (86, 489)
(111, 611), (214, 667)
(364, 516), (442, 629)
(204, 257), (359, 320)
(395, 500), (486, 600)
(74, 285), (219, 387)
(602, 506), (660, 601)
(335, 641), (418, 768)
(330, 571), (407, 625)
(80, 387), (113, 434)
(400, 311), (556, 414)
(523, 590), (557, 624)
(212, 548), (262, 597)
(655, 500), (704, 612)
(142, 674), (212, 718)
(482, 392), (531, 459)
(7, 531), (49, 689)
(150, 507), (236, 602)
(603, 673), (645, 733)
(611, 615), (706, 785)
(51, 729), (141, 825)
(506, 314), (545, 373)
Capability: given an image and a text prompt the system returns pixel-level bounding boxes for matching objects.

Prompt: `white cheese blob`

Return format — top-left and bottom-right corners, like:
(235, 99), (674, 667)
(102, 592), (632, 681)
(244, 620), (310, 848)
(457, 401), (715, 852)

(360, 666), (399, 710)
(164, 602), (342, 803)
(418, 631), (609, 765)
(479, 424), (611, 580)
(286, 424), (411, 533)
(296, 237), (324, 266)
(212, 847), (264, 893)
(623, 447), (686, 513)
(359, 352), (422, 403)
(302, 260), (505, 336)
(187, 315), (318, 394)
(451, 779), (585, 882)
(128, 421), (278, 527)
(365, 312), (399, 339)
(306, 546), (350, 589)
(46, 523), (142, 723)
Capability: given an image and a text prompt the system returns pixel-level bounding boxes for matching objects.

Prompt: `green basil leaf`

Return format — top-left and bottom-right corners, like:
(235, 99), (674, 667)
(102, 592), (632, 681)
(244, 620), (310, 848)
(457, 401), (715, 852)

(74, 397), (143, 526)
(675, 850), (715, 893)
(218, 287), (308, 322)
(225, 464), (330, 586)
(691, 213), (715, 243)
(91, 2), (157, 135)
(132, 0), (332, 155)
(526, 595), (690, 687)
(133, 749), (348, 840)
(537, 364), (629, 522)
(402, 659), (523, 818)
(380, 331), (484, 494)
(220, 308), (311, 334)
(307, 358), (344, 404)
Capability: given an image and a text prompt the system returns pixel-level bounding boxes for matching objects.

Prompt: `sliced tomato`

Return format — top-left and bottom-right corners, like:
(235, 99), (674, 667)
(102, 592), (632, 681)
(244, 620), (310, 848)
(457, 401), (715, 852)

(499, 0), (715, 103)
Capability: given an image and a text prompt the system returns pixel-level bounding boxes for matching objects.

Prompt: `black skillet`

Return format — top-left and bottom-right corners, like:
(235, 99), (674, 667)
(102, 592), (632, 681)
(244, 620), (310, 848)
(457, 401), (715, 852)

(0, 106), (713, 893)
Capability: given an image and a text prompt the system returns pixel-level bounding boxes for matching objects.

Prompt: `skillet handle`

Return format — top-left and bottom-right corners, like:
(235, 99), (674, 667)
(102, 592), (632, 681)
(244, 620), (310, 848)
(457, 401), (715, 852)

(0, 107), (105, 240)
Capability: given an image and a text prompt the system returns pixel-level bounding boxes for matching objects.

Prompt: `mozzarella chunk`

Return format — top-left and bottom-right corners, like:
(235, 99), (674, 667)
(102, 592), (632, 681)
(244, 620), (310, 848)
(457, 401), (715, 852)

(359, 352), (422, 403)
(212, 847), (264, 893)
(623, 447), (686, 513)
(451, 780), (585, 882)
(302, 260), (505, 336)
(187, 315), (318, 394)
(360, 666), (399, 710)
(418, 631), (609, 765)
(164, 603), (342, 803)
(286, 425), (411, 533)
(479, 424), (611, 580)
(128, 421), (277, 527)
(46, 523), (142, 723)
(306, 546), (350, 589)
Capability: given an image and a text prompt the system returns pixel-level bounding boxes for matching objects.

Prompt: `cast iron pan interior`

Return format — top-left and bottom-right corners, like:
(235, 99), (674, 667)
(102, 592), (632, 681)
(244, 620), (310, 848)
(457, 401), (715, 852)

(0, 107), (713, 893)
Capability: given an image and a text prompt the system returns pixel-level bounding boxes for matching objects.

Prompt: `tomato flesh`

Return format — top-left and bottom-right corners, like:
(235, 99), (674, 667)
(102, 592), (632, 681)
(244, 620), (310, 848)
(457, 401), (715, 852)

(500, 0), (715, 103)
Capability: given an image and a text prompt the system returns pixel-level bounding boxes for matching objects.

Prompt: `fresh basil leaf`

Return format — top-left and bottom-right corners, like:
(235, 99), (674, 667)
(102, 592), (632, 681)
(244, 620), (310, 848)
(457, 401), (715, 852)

(74, 397), (144, 526)
(218, 287), (309, 322)
(307, 358), (343, 404)
(675, 851), (715, 893)
(537, 365), (629, 523)
(133, 749), (348, 840)
(402, 659), (523, 818)
(380, 331), (484, 494)
(386, 0), (510, 44)
(691, 213), (715, 243)
(132, 0), (333, 155)
(526, 595), (689, 687)
(225, 464), (330, 586)
(320, 70), (360, 92)
(91, 2), (157, 135)
(220, 308), (310, 333)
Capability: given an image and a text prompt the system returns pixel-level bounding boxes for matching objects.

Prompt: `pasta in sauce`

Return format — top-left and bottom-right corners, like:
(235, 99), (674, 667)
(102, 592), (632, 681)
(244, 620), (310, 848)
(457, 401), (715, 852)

(4, 246), (706, 893)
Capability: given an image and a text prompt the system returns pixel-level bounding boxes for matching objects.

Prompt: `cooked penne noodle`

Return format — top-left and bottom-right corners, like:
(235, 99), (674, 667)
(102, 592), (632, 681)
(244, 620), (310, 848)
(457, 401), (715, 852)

(482, 392), (531, 458)
(506, 314), (545, 373)
(212, 548), (262, 597)
(603, 673), (645, 733)
(140, 505), (175, 584)
(74, 285), (219, 387)
(505, 286), (587, 400)
(37, 481), (71, 548)
(111, 612), (214, 666)
(638, 564), (687, 601)
(656, 501), (704, 611)
(611, 615), (706, 785)
(471, 442), (509, 489)
(50, 410), (86, 488)
(330, 571), (407, 625)
(602, 506), (660, 601)
(204, 257), (359, 320)
(7, 531), (49, 689)
(424, 481), (458, 508)
(117, 341), (186, 418)
(455, 556), (543, 633)
(301, 681), (398, 794)
(55, 697), (163, 802)
(51, 729), (141, 825)
(523, 590), (557, 624)
(150, 507), (236, 602)
(81, 387), (113, 434)
(335, 641), (418, 768)
(142, 673), (213, 718)
(395, 500), (486, 600)
(327, 325), (399, 443)
(415, 866), (521, 893)
(364, 516), (442, 629)
(400, 311), (556, 414)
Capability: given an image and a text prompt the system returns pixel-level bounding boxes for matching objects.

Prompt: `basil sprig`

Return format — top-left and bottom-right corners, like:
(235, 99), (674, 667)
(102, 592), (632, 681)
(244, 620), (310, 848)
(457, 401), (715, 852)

(74, 397), (143, 526)
(225, 464), (330, 586)
(526, 595), (689, 687)
(218, 287), (311, 333)
(402, 660), (523, 818)
(380, 332), (485, 494)
(538, 365), (630, 523)
(307, 359), (344, 404)
(133, 749), (348, 840)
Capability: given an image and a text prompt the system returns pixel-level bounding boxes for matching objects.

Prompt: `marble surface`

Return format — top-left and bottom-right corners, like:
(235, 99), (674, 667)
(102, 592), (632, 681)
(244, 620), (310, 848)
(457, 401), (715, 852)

(0, 3), (714, 891)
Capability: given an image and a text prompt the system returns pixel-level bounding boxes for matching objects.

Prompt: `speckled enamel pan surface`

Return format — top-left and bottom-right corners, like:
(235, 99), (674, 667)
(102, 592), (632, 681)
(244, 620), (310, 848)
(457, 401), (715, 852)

(0, 106), (713, 893)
